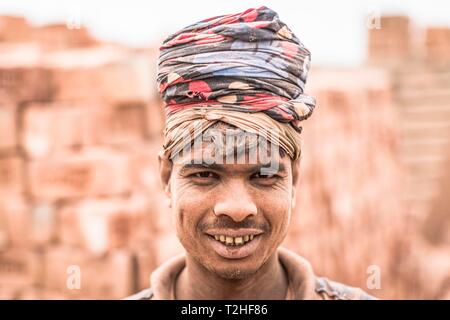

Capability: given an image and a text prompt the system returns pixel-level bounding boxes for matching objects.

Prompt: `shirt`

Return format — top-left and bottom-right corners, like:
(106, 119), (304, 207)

(125, 246), (377, 300)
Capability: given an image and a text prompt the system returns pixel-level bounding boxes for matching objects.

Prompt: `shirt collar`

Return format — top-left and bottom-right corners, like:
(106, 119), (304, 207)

(149, 246), (318, 300)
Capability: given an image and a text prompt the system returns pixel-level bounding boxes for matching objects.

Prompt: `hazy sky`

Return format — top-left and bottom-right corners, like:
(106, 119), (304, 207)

(1, 0), (449, 66)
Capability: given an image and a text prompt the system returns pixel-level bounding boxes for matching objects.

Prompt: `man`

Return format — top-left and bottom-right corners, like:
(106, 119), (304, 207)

(127, 6), (375, 300)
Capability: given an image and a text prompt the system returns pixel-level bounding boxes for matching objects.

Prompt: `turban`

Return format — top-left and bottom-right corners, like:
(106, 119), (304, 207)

(157, 6), (316, 160)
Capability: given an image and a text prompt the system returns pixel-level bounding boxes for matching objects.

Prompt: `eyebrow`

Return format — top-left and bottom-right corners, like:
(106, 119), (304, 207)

(178, 161), (286, 175)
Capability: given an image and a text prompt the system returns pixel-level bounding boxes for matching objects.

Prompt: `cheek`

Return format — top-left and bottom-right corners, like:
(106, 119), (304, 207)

(258, 189), (292, 238)
(171, 181), (213, 238)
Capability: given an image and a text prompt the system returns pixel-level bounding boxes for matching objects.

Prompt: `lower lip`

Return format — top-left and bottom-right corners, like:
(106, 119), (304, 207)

(206, 235), (262, 259)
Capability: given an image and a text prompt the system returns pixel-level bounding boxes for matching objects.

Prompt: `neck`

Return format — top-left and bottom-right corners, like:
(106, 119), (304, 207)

(175, 251), (289, 300)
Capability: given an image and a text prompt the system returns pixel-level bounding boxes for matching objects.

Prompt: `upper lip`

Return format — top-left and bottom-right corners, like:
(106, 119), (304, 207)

(205, 228), (264, 237)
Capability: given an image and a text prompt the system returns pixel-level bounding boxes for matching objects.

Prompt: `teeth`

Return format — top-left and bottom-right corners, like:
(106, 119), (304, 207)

(213, 234), (257, 246)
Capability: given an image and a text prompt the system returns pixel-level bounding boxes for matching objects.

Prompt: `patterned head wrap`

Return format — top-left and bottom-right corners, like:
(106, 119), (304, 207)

(157, 6), (316, 160)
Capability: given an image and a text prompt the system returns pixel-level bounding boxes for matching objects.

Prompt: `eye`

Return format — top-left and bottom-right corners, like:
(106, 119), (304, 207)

(251, 172), (277, 179)
(192, 171), (217, 179)
(188, 171), (220, 186)
(187, 171), (220, 184)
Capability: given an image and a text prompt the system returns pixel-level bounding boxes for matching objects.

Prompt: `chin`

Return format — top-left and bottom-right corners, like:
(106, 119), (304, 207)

(200, 253), (266, 280)
(209, 264), (260, 280)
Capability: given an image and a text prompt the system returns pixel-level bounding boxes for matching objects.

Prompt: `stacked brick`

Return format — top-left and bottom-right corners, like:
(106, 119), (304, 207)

(0, 16), (180, 299)
(368, 16), (450, 223)
(394, 69), (450, 217)
(366, 16), (450, 298)
(368, 16), (412, 67)
(426, 27), (450, 67)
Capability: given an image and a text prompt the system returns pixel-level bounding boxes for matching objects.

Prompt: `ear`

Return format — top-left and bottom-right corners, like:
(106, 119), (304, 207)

(158, 150), (172, 198)
(291, 158), (301, 209)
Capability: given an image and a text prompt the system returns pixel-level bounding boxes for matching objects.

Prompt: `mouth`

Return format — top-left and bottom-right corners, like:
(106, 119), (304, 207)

(211, 234), (256, 246)
(204, 229), (263, 259)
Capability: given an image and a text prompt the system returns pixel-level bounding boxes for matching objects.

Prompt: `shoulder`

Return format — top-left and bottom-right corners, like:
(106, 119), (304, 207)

(124, 287), (154, 300)
(314, 277), (377, 300)
(123, 279), (377, 300)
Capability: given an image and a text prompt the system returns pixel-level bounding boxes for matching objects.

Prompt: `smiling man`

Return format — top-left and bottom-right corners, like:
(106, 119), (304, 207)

(127, 6), (375, 300)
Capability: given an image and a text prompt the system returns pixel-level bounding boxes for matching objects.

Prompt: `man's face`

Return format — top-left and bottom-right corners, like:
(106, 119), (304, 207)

(159, 131), (299, 280)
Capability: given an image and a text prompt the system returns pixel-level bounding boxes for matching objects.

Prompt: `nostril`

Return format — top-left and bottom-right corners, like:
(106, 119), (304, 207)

(213, 202), (257, 222)
(214, 184), (257, 220)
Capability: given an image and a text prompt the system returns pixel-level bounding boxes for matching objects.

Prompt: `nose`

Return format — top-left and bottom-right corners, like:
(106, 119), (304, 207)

(213, 182), (257, 222)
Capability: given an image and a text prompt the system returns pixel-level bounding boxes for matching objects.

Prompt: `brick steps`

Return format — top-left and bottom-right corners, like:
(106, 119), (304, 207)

(394, 67), (450, 218)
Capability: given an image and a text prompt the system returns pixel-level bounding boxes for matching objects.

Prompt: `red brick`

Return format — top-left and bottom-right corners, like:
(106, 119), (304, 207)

(21, 103), (87, 158)
(425, 27), (450, 66)
(0, 67), (55, 104)
(108, 250), (135, 298)
(58, 205), (83, 248)
(0, 196), (30, 249)
(58, 194), (152, 255)
(21, 102), (148, 157)
(0, 284), (22, 299)
(28, 149), (131, 201)
(43, 246), (85, 298)
(50, 47), (155, 104)
(44, 246), (134, 299)
(86, 103), (147, 146)
(19, 288), (69, 300)
(153, 232), (184, 267)
(0, 250), (42, 288)
(32, 24), (96, 50)
(146, 99), (165, 139)
(0, 16), (33, 42)
(134, 250), (156, 290)
(30, 203), (57, 247)
(0, 155), (24, 194)
(97, 51), (154, 104)
(0, 197), (56, 250)
(77, 199), (135, 255)
(128, 145), (176, 235)
(0, 106), (16, 150)
(129, 142), (162, 192)
(368, 16), (411, 65)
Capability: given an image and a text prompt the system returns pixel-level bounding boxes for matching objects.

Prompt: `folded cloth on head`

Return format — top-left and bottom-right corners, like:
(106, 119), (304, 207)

(157, 6), (316, 160)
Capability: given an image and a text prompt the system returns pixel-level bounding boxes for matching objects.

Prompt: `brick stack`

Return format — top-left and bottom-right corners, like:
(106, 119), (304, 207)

(368, 16), (412, 67)
(367, 15), (450, 298)
(0, 16), (182, 299)
(392, 68), (450, 298)
(368, 16), (450, 226)
(394, 68), (450, 218)
(426, 27), (450, 67)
